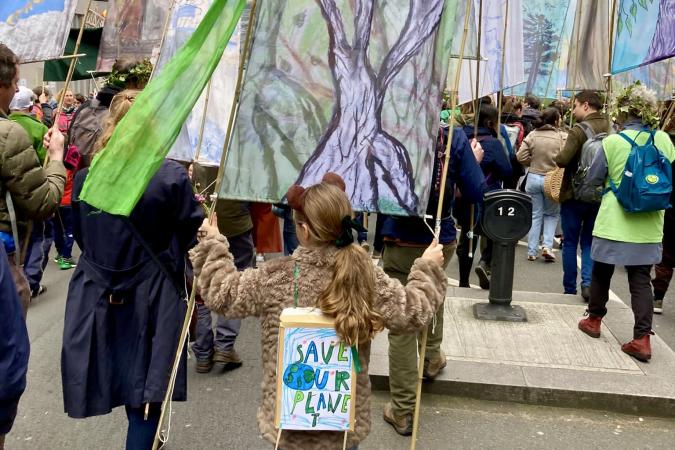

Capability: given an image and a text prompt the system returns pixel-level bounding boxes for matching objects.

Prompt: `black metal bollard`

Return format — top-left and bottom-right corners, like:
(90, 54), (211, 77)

(472, 190), (532, 322)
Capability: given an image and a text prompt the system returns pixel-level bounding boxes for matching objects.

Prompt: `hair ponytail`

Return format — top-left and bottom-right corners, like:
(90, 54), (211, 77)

(318, 243), (383, 346)
(93, 89), (140, 155)
(293, 181), (384, 346)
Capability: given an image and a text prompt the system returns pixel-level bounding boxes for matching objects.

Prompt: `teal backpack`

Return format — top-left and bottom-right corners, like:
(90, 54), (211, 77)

(606, 130), (672, 213)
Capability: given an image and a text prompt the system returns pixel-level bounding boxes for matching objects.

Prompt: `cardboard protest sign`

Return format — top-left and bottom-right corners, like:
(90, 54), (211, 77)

(275, 308), (356, 431)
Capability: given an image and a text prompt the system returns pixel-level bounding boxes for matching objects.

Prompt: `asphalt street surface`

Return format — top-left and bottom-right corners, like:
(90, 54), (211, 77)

(7, 239), (675, 449)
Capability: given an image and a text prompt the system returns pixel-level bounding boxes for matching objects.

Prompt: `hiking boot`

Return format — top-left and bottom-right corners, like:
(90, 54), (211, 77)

(653, 299), (663, 315)
(53, 254), (62, 263)
(541, 247), (556, 262)
(195, 358), (214, 374)
(213, 349), (243, 368)
(581, 286), (591, 303)
(372, 250), (382, 259)
(578, 314), (602, 338)
(58, 257), (76, 270)
(621, 335), (651, 362)
(361, 242), (371, 253)
(383, 402), (412, 436)
(474, 261), (490, 290)
(527, 255), (537, 261)
(423, 350), (447, 380)
(31, 284), (47, 298)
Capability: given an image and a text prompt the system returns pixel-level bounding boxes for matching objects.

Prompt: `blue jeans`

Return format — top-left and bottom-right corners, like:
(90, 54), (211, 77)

(53, 206), (74, 259)
(525, 173), (560, 257)
(354, 212), (368, 243)
(192, 231), (254, 360)
(23, 219), (54, 291)
(560, 199), (599, 294)
(125, 403), (160, 450)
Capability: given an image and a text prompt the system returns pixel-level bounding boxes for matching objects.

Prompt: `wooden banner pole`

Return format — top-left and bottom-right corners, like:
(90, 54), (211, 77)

(193, 79), (213, 163)
(496, 0), (510, 133)
(568, 0), (584, 128)
(410, 2), (473, 449)
(151, 2), (259, 449)
(150, 0), (177, 80)
(44, 0), (93, 168)
(606, 0), (619, 110)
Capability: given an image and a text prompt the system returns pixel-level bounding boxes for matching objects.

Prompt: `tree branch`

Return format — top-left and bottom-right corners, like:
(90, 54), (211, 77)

(353, 0), (375, 56)
(316, 0), (352, 55)
(377, 0), (444, 93)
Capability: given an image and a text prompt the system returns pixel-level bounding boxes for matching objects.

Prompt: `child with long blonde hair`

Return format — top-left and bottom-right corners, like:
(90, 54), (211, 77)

(190, 173), (447, 449)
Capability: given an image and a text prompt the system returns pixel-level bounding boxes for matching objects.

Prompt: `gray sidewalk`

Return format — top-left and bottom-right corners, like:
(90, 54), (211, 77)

(370, 286), (675, 417)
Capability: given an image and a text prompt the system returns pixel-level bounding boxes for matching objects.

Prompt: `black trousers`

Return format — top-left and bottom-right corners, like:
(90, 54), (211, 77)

(588, 261), (653, 339)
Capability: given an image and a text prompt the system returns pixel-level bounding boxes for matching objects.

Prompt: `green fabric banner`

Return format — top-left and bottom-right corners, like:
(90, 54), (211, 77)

(43, 28), (103, 81)
(79, 0), (246, 216)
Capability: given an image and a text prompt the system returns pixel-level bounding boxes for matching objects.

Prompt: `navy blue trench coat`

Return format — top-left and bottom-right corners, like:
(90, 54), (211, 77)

(61, 160), (203, 418)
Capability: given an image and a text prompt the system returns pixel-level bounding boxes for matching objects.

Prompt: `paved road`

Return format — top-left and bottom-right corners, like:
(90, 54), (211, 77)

(6, 242), (675, 449)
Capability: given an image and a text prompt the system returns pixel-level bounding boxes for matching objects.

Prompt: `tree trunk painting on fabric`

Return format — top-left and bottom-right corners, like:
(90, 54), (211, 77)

(645, 0), (675, 64)
(295, 0), (444, 213)
(522, 13), (558, 94)
(219, 0), (453, 216)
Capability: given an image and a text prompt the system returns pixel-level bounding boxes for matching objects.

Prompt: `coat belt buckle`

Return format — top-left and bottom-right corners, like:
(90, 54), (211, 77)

(109, 294), (124, 305)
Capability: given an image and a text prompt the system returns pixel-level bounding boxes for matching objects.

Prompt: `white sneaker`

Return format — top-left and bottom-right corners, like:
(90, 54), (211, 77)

(542, 247), (556, 262)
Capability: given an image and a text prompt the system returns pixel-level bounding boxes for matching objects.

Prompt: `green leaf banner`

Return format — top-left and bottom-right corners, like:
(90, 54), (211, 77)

(79, 0), (246, 216)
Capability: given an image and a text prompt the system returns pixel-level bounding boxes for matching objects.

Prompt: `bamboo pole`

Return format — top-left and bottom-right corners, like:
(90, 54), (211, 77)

(467, 0), (483, 260)
(42, 0), (93, 169)
(410, 3), (473, 450)
(605, 0), (619, 110)
(150, 0), (177, 80)
(496, 0), (509, 133)
(568, 0), (584, 128)
(473, 0), (483, 137)
(661, 99), (675, 131)
(193, 79), (213, 163)
(151, 2), (259, 449)
(542, 0), (573, 102)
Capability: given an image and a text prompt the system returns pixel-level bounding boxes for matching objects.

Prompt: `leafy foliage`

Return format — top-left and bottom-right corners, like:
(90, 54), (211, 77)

(616, 0), (654, 38)
(609, 81), (661, 128)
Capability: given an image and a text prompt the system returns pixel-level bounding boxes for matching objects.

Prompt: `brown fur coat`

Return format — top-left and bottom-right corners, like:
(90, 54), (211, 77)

(190, 235), (447, 450)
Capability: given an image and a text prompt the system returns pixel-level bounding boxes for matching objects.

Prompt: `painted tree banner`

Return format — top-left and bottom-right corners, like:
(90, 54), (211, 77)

(275, 308), (356, 431)
(613, 57), (674, 100)
(0, 0), (77, 63)
(511, 0), (575, 99)
(155, 0), (241, 166)
(457, 0), (525, 104)
(565, 0), (609, 91)
(612, 0), (675, 74)
(97, 0), (173, 72)
(220, 0), (459, 216)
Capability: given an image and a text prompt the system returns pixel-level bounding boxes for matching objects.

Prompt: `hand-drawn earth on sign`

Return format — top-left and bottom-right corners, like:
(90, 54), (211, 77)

(220, 0), (458, 216)
(278, 326), (354, 431)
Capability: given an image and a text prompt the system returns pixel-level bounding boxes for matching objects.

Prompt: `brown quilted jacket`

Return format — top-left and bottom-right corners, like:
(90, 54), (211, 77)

(190, 235), (447, 450)
(0, 111), (66, 238)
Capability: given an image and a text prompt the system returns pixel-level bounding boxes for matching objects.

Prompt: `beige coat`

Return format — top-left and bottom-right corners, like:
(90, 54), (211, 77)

(190, 235), (447, 450)
(516, 125), (567, 175)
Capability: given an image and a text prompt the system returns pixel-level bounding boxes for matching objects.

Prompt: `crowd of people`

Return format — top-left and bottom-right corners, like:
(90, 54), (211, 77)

(0, 37), (674, 450)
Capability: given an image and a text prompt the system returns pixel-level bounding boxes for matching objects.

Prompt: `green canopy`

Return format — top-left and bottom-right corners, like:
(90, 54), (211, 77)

(43, 28), (103, 81)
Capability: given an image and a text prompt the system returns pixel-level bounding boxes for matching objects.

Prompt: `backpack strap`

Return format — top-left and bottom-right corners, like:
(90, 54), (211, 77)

(618, 131), (638, 147)
(577, 121), (596, 141)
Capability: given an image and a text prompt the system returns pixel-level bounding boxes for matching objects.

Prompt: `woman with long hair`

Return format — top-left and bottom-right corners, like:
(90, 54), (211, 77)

(517, 107), (566, 262)
(190, 173), (447, 449)
(61, 90), (204, 449)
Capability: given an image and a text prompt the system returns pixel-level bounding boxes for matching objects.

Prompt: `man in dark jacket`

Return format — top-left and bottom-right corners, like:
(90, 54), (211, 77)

(554, 90), (609, 301)
(521, 93), (543, 135)
(381, 124), (485, 435)
(0, 244), (29, 450)
(0, 44), (67, 313)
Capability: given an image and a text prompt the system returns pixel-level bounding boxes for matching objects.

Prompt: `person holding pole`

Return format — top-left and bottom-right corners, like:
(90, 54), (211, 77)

(190, 173), (446, 449)
(380, 124), (485, 435)
(60, 90), (204, 450)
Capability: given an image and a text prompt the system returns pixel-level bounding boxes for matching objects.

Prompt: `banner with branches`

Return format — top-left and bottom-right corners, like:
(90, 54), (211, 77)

(612, 0), (675, 74)
(219, 0), (459, 216)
